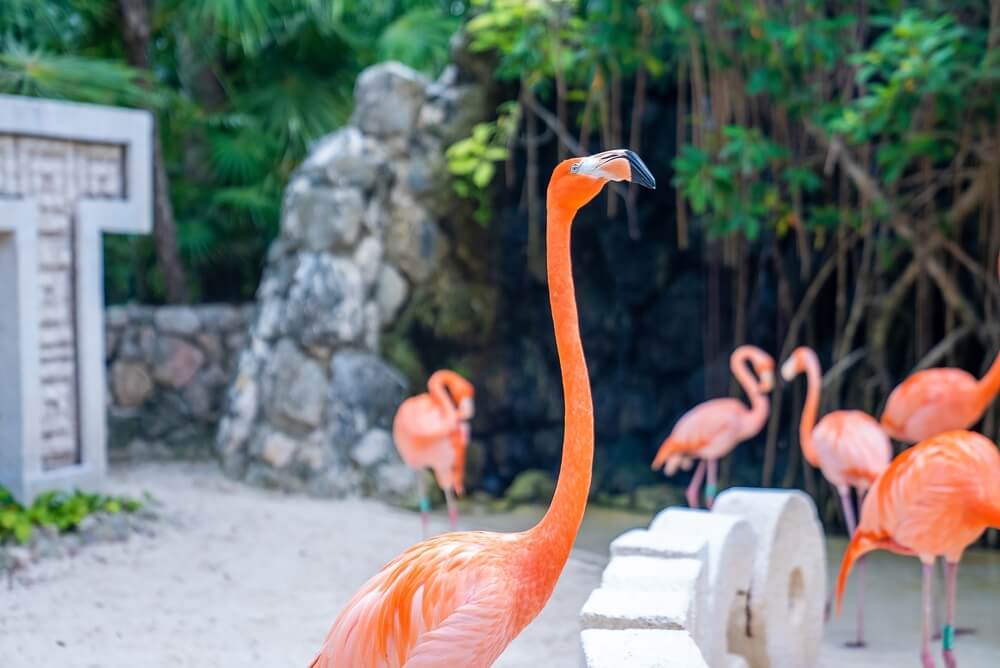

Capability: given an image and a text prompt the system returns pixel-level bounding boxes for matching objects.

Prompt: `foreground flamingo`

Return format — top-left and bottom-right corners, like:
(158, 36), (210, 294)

(309, 149), (655, 667)
(782, 346), (892, 647)
(836, 430), (1000, 668)
(880, 256), (1000, 443)
(651, 345), (775, 508)
(393, 370), (475, 532)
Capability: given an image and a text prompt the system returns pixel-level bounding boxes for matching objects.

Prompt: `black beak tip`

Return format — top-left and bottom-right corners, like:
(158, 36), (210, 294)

(624, 149), (656, 189)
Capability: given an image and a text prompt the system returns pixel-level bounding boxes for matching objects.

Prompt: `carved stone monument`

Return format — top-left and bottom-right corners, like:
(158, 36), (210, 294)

(0, 94), (152, 502)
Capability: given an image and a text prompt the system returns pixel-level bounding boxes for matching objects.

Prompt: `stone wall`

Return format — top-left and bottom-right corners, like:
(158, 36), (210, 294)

(215, 59), (489, 501)
(106, 304), (253, 459)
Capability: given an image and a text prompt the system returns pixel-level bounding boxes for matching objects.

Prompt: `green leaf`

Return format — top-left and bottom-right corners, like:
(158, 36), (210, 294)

(472, 162), (495, 188)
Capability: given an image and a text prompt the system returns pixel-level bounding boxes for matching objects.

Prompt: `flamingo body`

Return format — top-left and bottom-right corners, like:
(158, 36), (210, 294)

(653, 397), (757, 470)
(310, 150), (656, 667)
(880, 368), (994, 443)
(810, 410), (891, 491)
(394, 393), (467, 494)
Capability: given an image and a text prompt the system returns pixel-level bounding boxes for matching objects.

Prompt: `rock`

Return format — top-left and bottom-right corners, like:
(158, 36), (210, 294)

(353, 236), (383, 288)
(285, 187), (365, 252)
(283, 253), (366, 347)
(154, 306), (201, 336)
(302, 127), (387, 190)
(385, 193), (449, 282)
(351, 62), (429, 138)
(106, 305), (129, 328)
(371, 459), (414, 500)
(118, 326), (156, 362)
(182, 378), (215, 420)
(197, 305), (241, 331)
(216, 351), (259, 456)
(260, 431), (299, 469)
(351, 428), (394, 468)
(329, 350), (408, 429)
(152, 337), (205, 388)
(504, 469), (556, 505)
(110, 361), (154, 408)
(376, 265), (408, 324)
(197, 332), (225, 363)
(267, 339), (327, 429)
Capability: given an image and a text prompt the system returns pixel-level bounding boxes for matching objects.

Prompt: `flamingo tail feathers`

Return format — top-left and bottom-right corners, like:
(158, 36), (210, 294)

(651, 438), (682, 472)
(835, 530), (879, 615)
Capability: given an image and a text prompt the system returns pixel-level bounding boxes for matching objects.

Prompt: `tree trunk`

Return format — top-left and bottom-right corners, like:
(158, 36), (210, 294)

(118, 0), (189, 303)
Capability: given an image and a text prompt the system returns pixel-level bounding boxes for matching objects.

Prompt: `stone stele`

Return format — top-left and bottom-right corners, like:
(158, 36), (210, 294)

(0, 94), (152, 503)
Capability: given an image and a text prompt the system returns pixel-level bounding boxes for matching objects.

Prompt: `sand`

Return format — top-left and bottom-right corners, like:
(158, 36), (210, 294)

(1, 462), (997, 667)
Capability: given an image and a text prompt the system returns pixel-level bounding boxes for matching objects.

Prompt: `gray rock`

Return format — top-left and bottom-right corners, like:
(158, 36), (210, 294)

(216, 350), (260, 456)
(351, 62), (429, 138)
(504, 469), (556, 505)
(385, 192), (448, 281)
(197, 304), (241, 331)
(118, 326), (156, 362)
(110, 361), (154, 408)
(268, 339), (327, 429)
(371, 459), (414, 500)
(106, 306), (129, 328)
(154, 306), (201, 336)
(182, 379), (214, 420)
(285, 187), (365, 252)
(197, 332), (225, 364)
(152, 336), (205, 388)
(353, 235), (383, 288)
(283, 254), (365, 347)
(376, 264), (409, 324)
(302, 127), (387, 190)
(363, 302), (380, 352)
(329, 350), (408, 429)
(351, 428), (394, 468)
(260, 431), (299, 469)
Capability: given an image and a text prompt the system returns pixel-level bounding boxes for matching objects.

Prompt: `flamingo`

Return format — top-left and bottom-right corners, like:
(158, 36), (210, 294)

(651, 345), (775, 508)
(781, 346), (892, 647)
(836, 430), (1000, 668)
(880, 255), (1000, 443)
(393, 369), (475, 533)
(308, 149), (655, 667)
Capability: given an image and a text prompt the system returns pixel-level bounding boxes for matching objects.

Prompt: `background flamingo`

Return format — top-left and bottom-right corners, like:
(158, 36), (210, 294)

(782, 346), (892, 647)
(836, 430), (1000, 668)
(880, 255), (1000, 443)
(651, 345), (775, 508)
(393, 369), (475, 532)
(309, 149), (655, 667)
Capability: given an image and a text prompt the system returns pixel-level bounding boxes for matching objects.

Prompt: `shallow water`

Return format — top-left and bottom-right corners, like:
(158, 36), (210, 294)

(468, 502), (1000, 667)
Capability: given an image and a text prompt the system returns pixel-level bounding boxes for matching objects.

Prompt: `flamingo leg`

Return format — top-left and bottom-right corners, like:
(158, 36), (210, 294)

(922, 561), (937, 668)
(942, 561), (958, 668)
(417, 472), (430, 537)
(839, 488), (866, 648)
(705, 459), (718, 508)
(444, 487), (458, 531)
(686, 460), (707, 509)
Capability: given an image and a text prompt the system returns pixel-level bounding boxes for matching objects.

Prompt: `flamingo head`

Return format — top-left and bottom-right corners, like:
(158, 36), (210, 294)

(735, 345), (776, 393)
(549, 149), (655, 210)
(430, 370), (475, 420)
(780, 346), (814, 382)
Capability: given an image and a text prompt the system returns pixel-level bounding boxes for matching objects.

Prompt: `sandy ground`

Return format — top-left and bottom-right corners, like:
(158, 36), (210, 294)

(1, 462), (997, 667)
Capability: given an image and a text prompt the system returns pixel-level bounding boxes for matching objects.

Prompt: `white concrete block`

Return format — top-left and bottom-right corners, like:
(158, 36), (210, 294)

(611, 527), (709, 560)
(580, 587), (693, 631)
(649, 508), (756, 668)
(713, 488), (826, 668)
(723, 654), (750, 668)
(580, 629), (710, 668)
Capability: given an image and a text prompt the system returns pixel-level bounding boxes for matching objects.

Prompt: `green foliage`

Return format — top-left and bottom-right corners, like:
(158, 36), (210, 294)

(0, 486), (143, 546)
(446, 101), (519, 224)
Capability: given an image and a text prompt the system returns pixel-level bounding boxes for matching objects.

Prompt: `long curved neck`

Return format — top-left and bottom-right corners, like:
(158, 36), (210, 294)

(525, 198), (593, 590)
(732, 353), (769, 436)
(427, 373), (458, 421)
(976, 350), (1000, 410)
(798, 353), (822, 468)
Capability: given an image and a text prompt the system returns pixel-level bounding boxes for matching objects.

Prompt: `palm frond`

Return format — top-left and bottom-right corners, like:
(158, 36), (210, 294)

(377, 6), (460, 74)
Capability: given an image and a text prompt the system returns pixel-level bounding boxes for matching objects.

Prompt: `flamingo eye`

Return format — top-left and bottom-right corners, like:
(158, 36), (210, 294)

(570, 162), (580, 173)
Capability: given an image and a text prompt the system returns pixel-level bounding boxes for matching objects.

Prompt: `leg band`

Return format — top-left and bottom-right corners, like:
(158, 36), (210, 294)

(419, 497), (431, 513)
(704, 482), (718, 499)
(943, 624), (955, 650)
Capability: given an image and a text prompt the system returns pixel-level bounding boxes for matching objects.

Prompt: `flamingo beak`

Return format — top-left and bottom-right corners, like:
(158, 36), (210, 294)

(780, 358), (797, 382)
(759, 370), (775, 392)
(577, 149), (656, 189)
(459, 397), (475, 420)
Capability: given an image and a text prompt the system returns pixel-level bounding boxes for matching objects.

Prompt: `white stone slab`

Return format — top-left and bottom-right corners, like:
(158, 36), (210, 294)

(611, 527), (709, 560)
(580, 629), (710, 668)
(580, 587), (694, 631)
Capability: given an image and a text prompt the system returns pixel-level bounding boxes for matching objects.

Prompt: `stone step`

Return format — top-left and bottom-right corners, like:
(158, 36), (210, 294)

(580, 629), (710, 668)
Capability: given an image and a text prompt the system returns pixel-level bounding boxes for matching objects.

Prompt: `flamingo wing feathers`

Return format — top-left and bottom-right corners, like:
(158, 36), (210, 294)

(880, 368), (979, 440)
(311, 532), (513, 668)
(812, 411), (892, 489)
(652, 398), (746, 469)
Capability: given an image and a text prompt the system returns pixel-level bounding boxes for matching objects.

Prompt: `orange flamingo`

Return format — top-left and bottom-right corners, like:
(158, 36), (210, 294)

(836, 430), (1000, 668)
(651, 345), (775, 508)
(781, 346), (892, 647)
(880, 256), (1000, 443)
(309, 149), (655, 667)
(393, 369), (475, 532)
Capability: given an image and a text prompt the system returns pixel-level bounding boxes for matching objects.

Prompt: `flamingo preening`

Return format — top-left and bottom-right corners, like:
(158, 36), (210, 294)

(836, 430), (1000, 668)
(393, 369), (475, 532)
(880, 255), (1000, 443)
(651, 345), (775, 508)
(309, 149), (655, 667)
(781, 346), (892, 647)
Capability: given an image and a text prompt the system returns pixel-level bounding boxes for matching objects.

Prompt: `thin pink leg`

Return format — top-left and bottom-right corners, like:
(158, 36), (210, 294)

(686, 460), (707, 509)
(445, 487), (458, 531)
(922, 561), (937, 668)
(942, 561), (958, 668)
(705, 459), (719, 509)
(839, 488), (866, 647)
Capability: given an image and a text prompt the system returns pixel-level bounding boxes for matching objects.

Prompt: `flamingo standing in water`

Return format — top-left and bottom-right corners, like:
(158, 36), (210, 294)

(836, 430), (1000, 668)
(781, 346), (892, 647)
(651, 345), (775, 508)
(880, 256), (1000, 443)
(393, 370), (475, 533)
(309, 149), (655, 667)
